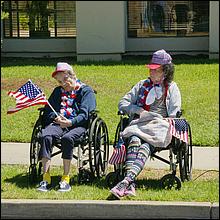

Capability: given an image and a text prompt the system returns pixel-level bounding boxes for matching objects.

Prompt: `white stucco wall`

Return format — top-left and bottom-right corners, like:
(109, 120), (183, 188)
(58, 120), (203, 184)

(76, 1), (125, 61)
(126, 37), (209, 55)
(1, 39), (76, 58)
(209, 1), (219, 59)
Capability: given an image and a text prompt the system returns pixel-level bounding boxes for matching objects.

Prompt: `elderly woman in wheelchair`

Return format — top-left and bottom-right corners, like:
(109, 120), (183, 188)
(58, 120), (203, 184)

(35, 62), (98, 192)
(108, 49), (192, 199)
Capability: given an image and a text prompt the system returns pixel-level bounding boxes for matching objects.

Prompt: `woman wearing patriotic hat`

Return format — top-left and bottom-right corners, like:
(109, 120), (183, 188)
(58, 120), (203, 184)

(110, 49), (181, 199)
(37, 62), (96, 192)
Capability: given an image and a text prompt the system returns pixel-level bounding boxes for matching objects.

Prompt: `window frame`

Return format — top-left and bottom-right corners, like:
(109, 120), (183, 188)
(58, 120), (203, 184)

(2, 0), (76, 39)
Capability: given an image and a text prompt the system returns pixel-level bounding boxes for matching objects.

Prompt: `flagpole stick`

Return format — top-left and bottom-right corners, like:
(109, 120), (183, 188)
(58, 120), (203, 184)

(46, 100), (59, 117)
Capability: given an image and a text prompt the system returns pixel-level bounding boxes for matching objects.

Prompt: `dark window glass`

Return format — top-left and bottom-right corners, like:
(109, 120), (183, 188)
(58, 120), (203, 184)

(127, 1), (209, 37)
(3, 1), (76, 38)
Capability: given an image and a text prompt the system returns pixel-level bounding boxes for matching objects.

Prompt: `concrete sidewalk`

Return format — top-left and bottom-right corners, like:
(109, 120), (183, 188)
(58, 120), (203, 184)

(1, 142), (219, 170)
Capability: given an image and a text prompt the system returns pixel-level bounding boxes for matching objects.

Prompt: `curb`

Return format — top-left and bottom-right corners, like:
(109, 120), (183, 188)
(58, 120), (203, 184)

(1, 199), (219, 219)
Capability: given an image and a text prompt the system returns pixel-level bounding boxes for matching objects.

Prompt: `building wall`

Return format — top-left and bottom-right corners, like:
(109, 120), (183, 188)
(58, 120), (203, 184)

(1, 1), (219, 60)
(209, 1), (219, 59)
(76, 1), (125, 61)
(126, 37), (209, 55)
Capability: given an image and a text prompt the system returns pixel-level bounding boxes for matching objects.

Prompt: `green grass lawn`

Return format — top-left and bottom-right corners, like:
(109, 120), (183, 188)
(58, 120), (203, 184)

(1, 164), (218, 202)
(1, 57), (219, 146)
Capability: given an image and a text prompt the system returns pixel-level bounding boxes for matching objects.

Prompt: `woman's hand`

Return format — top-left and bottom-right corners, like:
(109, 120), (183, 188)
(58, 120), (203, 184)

(54, 115), (72, 128)
(139, 108), (148, 118)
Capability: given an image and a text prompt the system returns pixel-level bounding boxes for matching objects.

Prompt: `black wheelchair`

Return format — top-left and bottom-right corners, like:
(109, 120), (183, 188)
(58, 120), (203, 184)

(106, 110), (192, 190)
(28, 107), (109, 185)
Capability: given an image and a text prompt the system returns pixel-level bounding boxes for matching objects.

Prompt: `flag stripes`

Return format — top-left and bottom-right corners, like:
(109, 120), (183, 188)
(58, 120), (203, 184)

(7, 80), (48, 114)
(109, 144), (126, 165)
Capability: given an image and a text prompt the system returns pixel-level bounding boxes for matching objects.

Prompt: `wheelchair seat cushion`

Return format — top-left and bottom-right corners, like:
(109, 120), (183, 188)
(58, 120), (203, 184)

(121, 111), (172, 148)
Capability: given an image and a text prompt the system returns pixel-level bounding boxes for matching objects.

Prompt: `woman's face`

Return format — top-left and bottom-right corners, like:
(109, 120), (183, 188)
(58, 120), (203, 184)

(149, 66), (164, 84)
(54, 72), (76, 91)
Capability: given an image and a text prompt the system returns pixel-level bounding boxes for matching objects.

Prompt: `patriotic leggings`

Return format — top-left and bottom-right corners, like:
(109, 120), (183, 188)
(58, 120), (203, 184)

(124, 135), (154, 183)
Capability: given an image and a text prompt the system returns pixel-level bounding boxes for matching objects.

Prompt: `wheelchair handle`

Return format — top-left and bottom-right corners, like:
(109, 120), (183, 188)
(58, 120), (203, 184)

(176, 110), (183, 118)
(89, 109), (99, 118)
(37, 107), (46, 114)
(118, 110), (126, 115)
(38, 107), (45, 111)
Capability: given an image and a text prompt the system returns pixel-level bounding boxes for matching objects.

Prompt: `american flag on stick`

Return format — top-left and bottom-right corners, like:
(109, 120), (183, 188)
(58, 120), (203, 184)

(109, 137), (126, 165)
(7, 79), (48, 114)
(167, 118), (189, 144)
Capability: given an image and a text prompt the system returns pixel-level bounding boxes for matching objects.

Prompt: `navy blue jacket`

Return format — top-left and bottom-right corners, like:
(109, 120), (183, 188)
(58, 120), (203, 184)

(43, 84), (96, 128)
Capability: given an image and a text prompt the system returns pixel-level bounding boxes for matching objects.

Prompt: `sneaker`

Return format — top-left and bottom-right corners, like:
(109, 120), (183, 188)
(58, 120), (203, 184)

(36, 181), (50, 192)
(57, 181), (71, 192)
(124, 183), (136, 197)
(110, 179), (129, 199)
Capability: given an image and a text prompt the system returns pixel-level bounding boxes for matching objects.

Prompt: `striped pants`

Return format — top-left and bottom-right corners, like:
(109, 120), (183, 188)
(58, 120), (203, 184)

(124, 135), (154, 183)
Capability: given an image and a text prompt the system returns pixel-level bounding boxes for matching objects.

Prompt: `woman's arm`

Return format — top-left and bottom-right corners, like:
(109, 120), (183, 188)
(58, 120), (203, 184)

(70, 86), (96, 127)
(118, 80), (145, 116)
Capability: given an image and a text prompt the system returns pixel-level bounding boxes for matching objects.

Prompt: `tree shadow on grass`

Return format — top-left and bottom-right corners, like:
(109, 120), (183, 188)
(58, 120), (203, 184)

(1, 54), (218, 67)
(3, 171), (165, 201)
(83, 173), (163, 191)
(3, 172), (63, 190)
(4, 172), (30, 189)
(136, 178), (162, 190)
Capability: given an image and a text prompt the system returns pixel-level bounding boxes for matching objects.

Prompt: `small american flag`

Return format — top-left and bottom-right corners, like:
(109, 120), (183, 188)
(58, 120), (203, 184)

(168, 118), (189, 144)
(109, 137), (126, 165)
(7, 79), (48, 114)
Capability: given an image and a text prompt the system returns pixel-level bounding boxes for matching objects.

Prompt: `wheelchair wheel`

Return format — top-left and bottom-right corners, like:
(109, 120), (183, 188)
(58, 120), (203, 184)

(113, 121), (121, 148)
(89, 117), (109, 178)
(113, 117), (129, 148)
(160, 174), (181, 190)
(178, 124), (193, 182)
(186, 124), (193, 180)
(29, 118), (43, 184)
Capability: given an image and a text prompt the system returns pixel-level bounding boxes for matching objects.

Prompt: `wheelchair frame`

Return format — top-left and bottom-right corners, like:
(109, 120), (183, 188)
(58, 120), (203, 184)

(106, 110), (192, 190)
(28, 107), (109, 185)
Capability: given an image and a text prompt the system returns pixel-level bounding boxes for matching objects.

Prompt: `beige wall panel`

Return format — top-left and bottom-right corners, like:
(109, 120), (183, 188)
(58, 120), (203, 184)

(76, 1), (125, 55)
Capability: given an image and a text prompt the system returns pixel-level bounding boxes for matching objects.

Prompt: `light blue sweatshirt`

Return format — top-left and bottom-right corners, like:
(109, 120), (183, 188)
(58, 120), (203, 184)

(118, 80), (181, 119)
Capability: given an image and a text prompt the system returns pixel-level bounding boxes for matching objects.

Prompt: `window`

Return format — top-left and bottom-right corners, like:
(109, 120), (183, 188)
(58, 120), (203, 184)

(3, 1), (76, 38)
(127, 1), (209, 38)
